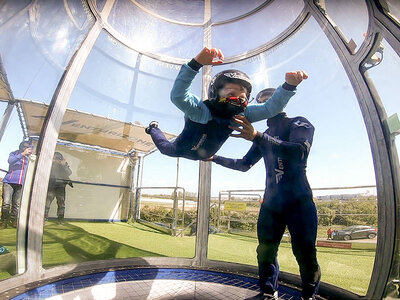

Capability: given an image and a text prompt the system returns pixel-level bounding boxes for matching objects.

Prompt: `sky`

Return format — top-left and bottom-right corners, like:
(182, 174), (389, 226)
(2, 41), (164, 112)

(0, 0), (399, 199)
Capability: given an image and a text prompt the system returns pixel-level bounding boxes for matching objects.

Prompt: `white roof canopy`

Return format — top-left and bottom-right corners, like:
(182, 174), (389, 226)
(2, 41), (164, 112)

(19, 100), (176, 154)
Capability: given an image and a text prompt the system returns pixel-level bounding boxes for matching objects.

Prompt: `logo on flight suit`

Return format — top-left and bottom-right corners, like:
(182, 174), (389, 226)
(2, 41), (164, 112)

(275, 157), (284, 184)
(293, 120), (312, 128)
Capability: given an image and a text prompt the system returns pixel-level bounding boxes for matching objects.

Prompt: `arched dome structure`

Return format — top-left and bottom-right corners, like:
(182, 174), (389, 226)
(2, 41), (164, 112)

(0, 1), (399, 299)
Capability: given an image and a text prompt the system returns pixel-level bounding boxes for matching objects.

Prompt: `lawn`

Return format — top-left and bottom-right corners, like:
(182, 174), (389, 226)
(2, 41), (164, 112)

(0, 221), (375, 295)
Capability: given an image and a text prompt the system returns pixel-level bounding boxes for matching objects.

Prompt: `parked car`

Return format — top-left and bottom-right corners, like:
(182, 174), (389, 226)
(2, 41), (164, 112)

(332, 225), (377, 241)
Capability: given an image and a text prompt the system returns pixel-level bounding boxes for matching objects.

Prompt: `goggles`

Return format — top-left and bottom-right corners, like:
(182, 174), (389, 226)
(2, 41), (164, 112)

(218, 96), (248, 108)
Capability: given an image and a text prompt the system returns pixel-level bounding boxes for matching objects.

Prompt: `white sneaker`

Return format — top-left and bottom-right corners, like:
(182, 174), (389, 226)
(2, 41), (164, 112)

(267, 291), (278, 299)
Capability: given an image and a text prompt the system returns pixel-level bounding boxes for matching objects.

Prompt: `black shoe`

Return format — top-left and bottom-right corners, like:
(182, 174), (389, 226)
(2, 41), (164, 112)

(145, 121), (158, 134)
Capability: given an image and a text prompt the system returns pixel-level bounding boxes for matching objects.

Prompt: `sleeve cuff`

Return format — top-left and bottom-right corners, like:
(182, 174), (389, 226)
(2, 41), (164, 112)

(212, 155), (222, 164)
(282, 82), (297, 91)
(188, 58), (203, 71)
(253, 132), (263, 144)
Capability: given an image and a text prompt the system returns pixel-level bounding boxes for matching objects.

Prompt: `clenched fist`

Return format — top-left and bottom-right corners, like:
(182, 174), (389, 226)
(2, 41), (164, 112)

(285, 71), (308, 86)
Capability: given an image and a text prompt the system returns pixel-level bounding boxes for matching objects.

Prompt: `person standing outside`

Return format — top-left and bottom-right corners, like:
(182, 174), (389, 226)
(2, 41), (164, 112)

(208, 88), (320, 300)
(0, 141), (33, 229)
(327, 227), (334, 240)
(44, 152), (73, 225)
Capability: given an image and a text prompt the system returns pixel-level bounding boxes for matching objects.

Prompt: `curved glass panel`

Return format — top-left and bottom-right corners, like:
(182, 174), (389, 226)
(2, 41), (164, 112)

(315, 0), (368, 53)
(208, 16), (377, 295)
(378, 0), (400, 26)
(211, 0), (304, 57)
(42, 30), (199, 268)
(211, 0), (266, 23)
(0, 0), (94, 103)
(362, 38), (400, 161)
(135, 0), (204, 23)
(0, 0), (95, 280)
(0, 102), (32, 281)
(0, 0), (31, 27)
(108, 0), (203, 59)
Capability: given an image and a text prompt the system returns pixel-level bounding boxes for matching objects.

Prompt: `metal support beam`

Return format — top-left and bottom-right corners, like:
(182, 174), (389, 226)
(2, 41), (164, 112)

(193, 0), (212, 267)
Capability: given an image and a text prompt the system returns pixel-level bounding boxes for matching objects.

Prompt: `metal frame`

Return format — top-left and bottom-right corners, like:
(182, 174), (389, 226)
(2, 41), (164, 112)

(133, 186), (187, 236)
(0, 1), (399, 299)
(305, 1), (400, 299)
(0, 55), (15, 143)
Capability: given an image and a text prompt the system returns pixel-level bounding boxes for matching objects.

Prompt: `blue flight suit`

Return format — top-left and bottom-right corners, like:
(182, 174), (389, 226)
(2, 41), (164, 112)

(148, 61), (296, 160)
(213, 112), (320, 299)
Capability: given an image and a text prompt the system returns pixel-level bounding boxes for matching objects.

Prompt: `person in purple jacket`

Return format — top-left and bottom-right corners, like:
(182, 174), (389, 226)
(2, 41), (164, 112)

(0, 141), (33, 229)
(145, 47), (308, 160)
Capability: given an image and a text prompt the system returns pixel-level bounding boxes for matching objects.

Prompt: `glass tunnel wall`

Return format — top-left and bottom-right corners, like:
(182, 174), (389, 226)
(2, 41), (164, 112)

(0, 0), (94, 280)
(208, 13), (377, 295)
(0, 1), (398, 299)
(42, 28), (199, 267)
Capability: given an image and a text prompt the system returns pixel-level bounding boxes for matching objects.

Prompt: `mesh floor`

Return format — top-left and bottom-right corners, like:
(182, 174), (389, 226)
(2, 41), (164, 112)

(11, 268), (303, 300)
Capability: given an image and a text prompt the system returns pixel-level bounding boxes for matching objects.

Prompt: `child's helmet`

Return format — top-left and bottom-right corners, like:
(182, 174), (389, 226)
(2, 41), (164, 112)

(208, 69), (252, 99)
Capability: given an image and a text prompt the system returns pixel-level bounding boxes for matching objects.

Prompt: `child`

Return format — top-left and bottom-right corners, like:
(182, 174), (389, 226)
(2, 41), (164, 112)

(145, 47), (308, 160)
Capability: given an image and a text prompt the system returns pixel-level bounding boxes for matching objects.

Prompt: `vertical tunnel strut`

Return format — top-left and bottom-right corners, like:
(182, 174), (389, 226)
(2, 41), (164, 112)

(194, 0), (213, 268)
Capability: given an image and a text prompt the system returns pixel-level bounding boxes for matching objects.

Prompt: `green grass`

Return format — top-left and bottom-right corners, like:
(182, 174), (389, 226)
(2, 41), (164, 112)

(0, 221), (375, 295)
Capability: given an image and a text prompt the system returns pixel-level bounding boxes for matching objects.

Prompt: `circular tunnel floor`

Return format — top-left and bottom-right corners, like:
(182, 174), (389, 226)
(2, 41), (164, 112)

(10, 268), (306, 299)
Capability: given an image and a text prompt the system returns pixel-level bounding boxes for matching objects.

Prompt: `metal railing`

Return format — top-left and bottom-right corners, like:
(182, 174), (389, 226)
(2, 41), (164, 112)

(217, 186), (378, 231)
(134, 186), (187, 236)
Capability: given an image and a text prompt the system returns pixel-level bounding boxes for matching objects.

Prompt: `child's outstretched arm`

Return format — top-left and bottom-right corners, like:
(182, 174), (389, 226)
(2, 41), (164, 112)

(245, 71), (308, 123)
(170, 47), (224, 124)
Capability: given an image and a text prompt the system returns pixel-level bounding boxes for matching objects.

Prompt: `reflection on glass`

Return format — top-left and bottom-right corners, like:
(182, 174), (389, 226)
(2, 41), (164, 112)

(212, 0), (304, 57)
(362, 38), (400, 162)
(0, 1), (94, 103)
(108, 0), (203, 59)
(379, 0), (400, 25)
(211, 0), (266, 23)
(208, 16), (377, 295)
(135, 0), (204, 23)
(0, 103), (32, 280)
(0, 0), (31, 27)
(42, 143), (135, 267)
(42, 29), (199, 267)
(315, 0), (368, 53)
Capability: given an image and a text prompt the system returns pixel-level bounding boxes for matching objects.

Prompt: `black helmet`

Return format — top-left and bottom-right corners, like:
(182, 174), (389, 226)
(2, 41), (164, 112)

(256, 88), (276, 103)
(208, 69), (252, 100)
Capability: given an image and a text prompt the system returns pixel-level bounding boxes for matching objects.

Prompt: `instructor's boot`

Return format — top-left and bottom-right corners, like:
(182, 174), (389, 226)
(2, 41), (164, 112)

(245, 291), (278, 300)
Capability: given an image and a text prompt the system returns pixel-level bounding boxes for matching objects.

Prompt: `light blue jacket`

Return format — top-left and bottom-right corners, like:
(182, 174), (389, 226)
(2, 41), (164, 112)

(170, 63), (296, 124)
